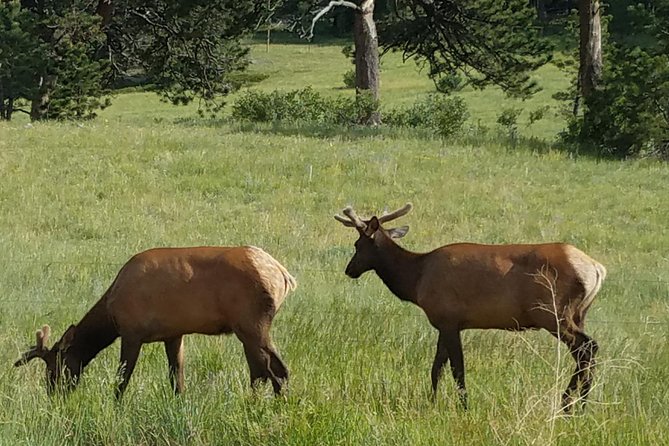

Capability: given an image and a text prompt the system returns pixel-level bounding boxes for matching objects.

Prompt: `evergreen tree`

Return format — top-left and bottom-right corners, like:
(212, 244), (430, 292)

(380, 0), (553, 98)
(107, 0), (263, 115)
(0, 1), (43, 120)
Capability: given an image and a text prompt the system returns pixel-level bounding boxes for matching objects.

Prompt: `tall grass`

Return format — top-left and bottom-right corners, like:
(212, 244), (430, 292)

(1, 118), (667, 445)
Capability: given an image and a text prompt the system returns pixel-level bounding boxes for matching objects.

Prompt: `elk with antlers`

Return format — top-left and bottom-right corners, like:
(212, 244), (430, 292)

(15, 246), (296, 398)
(335, 203), (606, 411)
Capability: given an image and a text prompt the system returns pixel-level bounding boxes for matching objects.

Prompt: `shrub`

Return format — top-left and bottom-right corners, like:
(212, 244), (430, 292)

(564, 46), (669, 159)
(496, 107), (522, 139)
(342, 69), (356, 89)
(231, 87), (379, 126)
(385, 95), (469, 137)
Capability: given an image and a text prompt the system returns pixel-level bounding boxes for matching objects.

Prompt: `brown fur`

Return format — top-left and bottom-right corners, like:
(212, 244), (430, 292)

(336, 204), (605, 412)
(15, 246), (296, 398)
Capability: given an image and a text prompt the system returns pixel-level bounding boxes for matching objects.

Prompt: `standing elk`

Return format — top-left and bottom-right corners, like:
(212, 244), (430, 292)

(14, 246), (296, 398)
(335, 203), (606, 412)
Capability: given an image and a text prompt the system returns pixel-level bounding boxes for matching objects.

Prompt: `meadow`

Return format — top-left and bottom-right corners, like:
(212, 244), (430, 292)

(0, 37), (668, 445)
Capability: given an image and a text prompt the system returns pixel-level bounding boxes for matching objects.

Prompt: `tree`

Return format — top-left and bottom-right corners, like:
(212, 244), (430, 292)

(0, 1), (43, 120)
(1, 0), (262, 121)
(381, 0), (553, 98)
(568, 0), (669, 158)
(303, 1), (381, 124)
(0, 0), (108, 120)
(296, 0), (551, 125)
(578, 0), (602, 98)
(107, 1), (264, 114)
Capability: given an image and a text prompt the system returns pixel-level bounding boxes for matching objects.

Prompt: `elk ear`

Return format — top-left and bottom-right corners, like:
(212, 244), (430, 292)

(59, 325), (77, 352)
(388, 225), (409, 239)
(365, 217), (380, 237)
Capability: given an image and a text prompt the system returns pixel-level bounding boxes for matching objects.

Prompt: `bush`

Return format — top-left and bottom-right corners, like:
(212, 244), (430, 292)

(496, 107), (522, 139)
(385, 95), (469, 137)
(563, 46), (669, 159)
(342, 69), (356, 89)
(231, 87), (379, 125)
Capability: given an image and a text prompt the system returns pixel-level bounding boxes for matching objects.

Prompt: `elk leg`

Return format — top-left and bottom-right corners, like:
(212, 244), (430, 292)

(555, 330), (598, 412)
(443, 330), (467, 409)
(431, 330), (450, 401)
(116, 338), (142, 400)
(237, 331), (283, 395)
(265, 343), (289, 384)
(164, 336), (185, 394)
(568, 333), (598, 410)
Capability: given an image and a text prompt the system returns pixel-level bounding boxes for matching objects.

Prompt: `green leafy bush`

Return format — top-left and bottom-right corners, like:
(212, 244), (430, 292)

(564, 46), (669, 158)
(496, 107), (522, 139)
(342, 69), (356, 89)
(231, 87), (379, 125)
(385, 95), (469, 137)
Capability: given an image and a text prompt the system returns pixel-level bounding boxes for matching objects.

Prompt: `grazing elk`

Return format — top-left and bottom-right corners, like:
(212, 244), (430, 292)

(15, 246), (296, 398)
(335, 203), (606, 412)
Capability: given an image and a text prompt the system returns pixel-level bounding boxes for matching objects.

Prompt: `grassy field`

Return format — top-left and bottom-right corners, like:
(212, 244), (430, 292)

(1, 37), (668, 445)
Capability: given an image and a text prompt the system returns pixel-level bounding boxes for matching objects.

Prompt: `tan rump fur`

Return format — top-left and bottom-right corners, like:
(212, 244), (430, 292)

(562, 244), (607, 329)
(246, 246), (297, 310)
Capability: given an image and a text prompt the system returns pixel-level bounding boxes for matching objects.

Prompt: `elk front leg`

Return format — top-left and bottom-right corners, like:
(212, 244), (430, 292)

(443, 329), (467, 409)
(164, 336), (185, 394)
(116, 338), (142, 400)
(431, 330), (450, 401)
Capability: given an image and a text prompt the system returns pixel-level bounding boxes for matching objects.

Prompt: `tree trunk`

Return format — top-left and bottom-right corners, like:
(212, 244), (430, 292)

(578, 0), (602, 98)
(6, 98), (14, 120)
(96, 0), (113, 28)
(30, 75), (57, 121)
(353, 0), (380, 124)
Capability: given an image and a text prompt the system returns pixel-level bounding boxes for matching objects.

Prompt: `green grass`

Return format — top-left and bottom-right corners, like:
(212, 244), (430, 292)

(1, 36), (668, 445)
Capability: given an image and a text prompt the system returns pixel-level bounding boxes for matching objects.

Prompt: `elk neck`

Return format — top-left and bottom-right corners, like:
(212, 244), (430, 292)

(68, 297), (120, 368)
(373, 237), (424, 303)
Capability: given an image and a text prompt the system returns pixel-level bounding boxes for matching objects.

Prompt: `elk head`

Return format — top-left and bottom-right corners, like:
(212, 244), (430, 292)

(334, 203), (412, 278)
(14, 324), (80, 394)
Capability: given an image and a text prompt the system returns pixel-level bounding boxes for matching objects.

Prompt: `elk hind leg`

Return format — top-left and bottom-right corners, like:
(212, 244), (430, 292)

(265, 342), (289, 384)
(555, 329), (598, 412)
(237, 330), (283, 395)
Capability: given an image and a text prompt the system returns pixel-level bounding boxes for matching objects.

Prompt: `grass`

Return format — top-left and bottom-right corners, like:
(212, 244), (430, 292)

(0, 35), (668, 445)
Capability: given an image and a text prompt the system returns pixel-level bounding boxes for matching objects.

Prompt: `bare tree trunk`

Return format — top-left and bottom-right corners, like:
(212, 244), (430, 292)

(0, 87), (5, 120)
(353, 0), (380, 124)
(30, 75), (57, 121)
(578, 0), (602, 99)
(96, 0), (113, 28)
(6, 98), (14, 121)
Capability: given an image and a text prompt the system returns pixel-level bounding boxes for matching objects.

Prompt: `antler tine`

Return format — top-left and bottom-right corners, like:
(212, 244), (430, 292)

(334, 214), (357, 227)
(378, 203), (413, 224)
(342, 206), (367, 229)
(14, 325), (51, 367)
(37, 325), (50, 350)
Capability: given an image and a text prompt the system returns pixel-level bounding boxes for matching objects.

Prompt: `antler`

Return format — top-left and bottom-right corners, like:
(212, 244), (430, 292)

(14, 325), (51, 367)
(334, 206), (367, 229)
(378, 203), (413, 224)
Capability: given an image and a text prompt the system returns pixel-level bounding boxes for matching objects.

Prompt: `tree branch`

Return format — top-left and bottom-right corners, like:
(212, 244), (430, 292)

(303, 0), (360, 40)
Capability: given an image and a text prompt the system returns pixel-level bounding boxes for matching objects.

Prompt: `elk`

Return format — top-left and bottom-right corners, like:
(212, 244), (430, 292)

(14, 246), (296, 398)
(335, 203), (606, 412)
